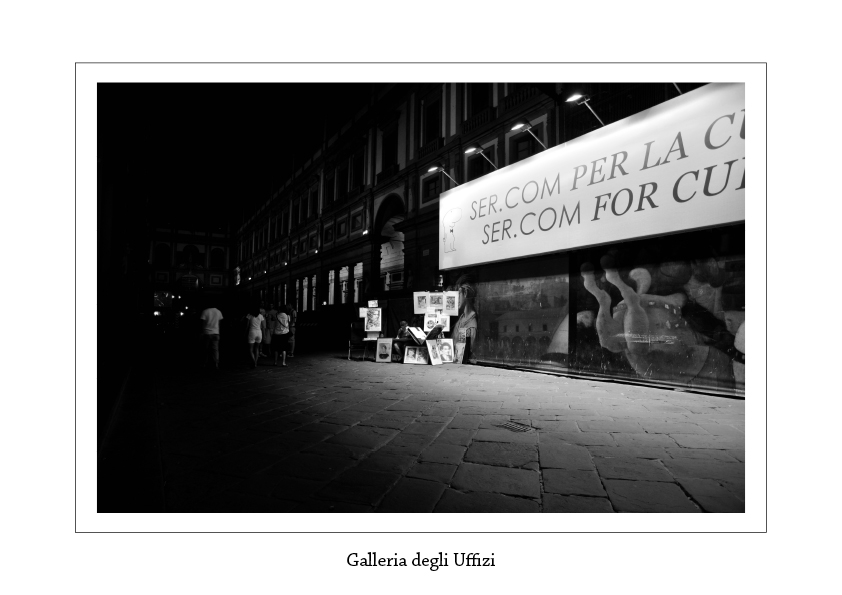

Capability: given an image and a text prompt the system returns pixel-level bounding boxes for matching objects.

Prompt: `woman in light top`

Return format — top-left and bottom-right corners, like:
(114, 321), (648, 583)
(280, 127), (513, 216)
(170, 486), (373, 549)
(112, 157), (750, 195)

(245, 306), (265, 368)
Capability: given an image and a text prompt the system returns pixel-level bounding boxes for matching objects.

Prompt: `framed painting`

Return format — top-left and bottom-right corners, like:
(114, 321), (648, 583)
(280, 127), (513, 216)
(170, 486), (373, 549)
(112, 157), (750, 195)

(365, 308), (382, 332)
(438, 338), (454, 363)
(426, 340), (443, 365)
(376, 338), (393, 363)
(413, 292), (430, 314)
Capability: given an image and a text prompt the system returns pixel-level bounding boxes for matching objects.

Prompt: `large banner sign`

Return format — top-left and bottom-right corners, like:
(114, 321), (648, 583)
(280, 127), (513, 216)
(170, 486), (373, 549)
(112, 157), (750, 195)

(439, 83), (745, 270)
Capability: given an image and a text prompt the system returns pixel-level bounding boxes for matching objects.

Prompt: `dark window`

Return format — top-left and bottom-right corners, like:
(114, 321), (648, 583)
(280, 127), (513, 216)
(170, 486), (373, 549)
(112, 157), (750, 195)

(309, 186), (318, 219)
(324, 226), (334, 243)
(324, 175), (334, 205)
(291, 242), (298, 257)
(281, 210), (288, 235)
(503, 325), (507, 333)
(153, 243), (171, 267)
(299, 239), (306, 254)
(351, 149), (365, 189)
(515, 325), (520, 333)
(422, 175), (441, 203)
(337, 165), (349, 201)
(468, 83), (492, 117)
(292, 201), (300, 227)
(542, 324), (548, 332)
(209, 248), (225, 269)
(337, 219), (348, 237)
(467, 147), (496, 182)
(309, 235), (318, 249)
(424, 98), (441, 145)
(351, 212), (363, 231)
(382, 128), (398, 169)
(281, 247), (288, 263)
(528, 323), (533, 332)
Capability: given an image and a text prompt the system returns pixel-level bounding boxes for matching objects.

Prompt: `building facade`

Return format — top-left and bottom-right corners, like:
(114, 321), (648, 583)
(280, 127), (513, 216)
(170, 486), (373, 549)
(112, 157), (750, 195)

(234, 82), (745, 396)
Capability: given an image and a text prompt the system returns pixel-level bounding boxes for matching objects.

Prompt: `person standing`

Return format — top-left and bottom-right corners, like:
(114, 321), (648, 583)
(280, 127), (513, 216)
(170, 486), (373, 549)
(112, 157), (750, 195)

(258, 306), (271, 357)
(285, 303), (298, 357)
(245, 307), (265, 368)
(271, 306), (290, 366)
(199, 304), (223, 369)
(264, 303), (279, 355)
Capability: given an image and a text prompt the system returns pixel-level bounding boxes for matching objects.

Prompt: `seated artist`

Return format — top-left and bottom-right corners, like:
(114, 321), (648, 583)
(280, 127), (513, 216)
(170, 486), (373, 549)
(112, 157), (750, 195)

(393, 320), (414, 362)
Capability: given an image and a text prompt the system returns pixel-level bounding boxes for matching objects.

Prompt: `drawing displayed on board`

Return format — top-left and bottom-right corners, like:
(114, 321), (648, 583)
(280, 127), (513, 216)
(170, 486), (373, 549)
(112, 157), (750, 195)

(376, 338), (393, 363)
(438, 339), (454, 363)
(429, 292), (444, 309)
(413, 292), (430, 315)
(443, 291), (459, 316)
(415, 346), (429, 364)
(443, 208), (462, 253)
(427, 340), (443, 365)
(365, 308), (382, 332)
(404, 346), (418, 363)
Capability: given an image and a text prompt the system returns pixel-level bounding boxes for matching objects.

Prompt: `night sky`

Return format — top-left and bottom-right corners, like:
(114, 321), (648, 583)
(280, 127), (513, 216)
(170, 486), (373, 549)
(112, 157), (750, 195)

(97, 83), (382, 231)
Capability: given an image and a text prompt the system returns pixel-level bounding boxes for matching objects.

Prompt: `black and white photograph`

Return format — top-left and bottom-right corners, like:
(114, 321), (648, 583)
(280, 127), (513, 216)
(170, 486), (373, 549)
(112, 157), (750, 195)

(91, 75), (756, 521)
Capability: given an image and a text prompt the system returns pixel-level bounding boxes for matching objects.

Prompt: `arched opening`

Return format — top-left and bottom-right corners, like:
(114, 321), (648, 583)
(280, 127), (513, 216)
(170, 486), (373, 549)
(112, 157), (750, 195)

(375, 195), (406, 292)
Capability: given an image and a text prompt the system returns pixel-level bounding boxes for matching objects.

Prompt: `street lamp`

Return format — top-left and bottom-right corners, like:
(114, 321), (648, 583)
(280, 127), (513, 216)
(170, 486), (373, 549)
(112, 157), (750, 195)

(464, 144), (498, 170)
(565, 93), (605, 127)
(428, 164), (459, 186)
(509, 117), (547, 149)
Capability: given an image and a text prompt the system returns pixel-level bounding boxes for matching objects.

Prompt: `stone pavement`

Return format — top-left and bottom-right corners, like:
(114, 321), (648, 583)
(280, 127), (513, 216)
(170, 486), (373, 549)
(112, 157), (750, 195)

(147, 352), (745, 513)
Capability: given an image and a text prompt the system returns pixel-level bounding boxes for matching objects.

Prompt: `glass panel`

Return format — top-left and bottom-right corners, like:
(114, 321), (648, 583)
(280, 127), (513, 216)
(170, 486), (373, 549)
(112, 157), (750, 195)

(572, 225), (745, 394)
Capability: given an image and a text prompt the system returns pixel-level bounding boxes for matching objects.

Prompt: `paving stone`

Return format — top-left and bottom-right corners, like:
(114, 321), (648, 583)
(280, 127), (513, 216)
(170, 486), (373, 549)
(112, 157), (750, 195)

(301, 441), (372, 460)
(662, 458), (745, 482)
(201, 449), (283, 478)
(665, 448), (739, 462)
(473, 428), (539, 444)
(327, 426), (400, 449)
(464, 441), (538, 468)
(356, 452), (418, 475)
(611, 433), (679, 448)
(403, 422), (448, 436)
(603, 479), (701, 512)
(538, 442), (594, 470)
(543, 494), (614, 513)
(434, 428), (477, 446)
(377, 478), (448, 513)
(447, 416), (484, 430)
(164, 470), (243, 511)
(316, 469), (402, 505)
(294, 422), (351, 436)
(719, 479), (745, 501)
(451, 463), (540, 498)
(542, 469), (606, 497)
(586, 446), (669, 460)
(434, 489), (539, 513)
(696, 423), (744, 437)
(529, 420), (580, 432)
(541, 432), (615, 446)
(594, 457), (674, 482)
(407, 462), (458, 484)
(419, 443), (467, 465)
(675, 478), (745, 512)
(578, 420), (646, 433)
(321, 411), (375, 425)
(726, 449), (745, 462)
(639, 422), (709, 434)
(670, 434), (745, 450)
(358, 415), (416, 430)
(279, 453), (356, 481)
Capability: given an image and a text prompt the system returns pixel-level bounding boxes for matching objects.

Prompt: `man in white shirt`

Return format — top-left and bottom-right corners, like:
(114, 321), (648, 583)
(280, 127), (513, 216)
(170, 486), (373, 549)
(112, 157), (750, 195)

(199, 305), (223, 369)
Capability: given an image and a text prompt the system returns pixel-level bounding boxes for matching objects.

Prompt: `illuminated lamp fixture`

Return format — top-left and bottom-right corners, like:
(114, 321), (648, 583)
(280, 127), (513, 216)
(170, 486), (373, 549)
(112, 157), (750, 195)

(565, 93), (605, 127)
(464, 144), (498, 170)
(509, 117), (548, 149)
(427, 164), (459, 186)
(362, 230), (369, 236)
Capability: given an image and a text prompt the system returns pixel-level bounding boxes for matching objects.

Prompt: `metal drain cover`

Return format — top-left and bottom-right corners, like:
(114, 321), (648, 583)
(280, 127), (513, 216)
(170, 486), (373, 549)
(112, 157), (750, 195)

(497, 421), (534, 433)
